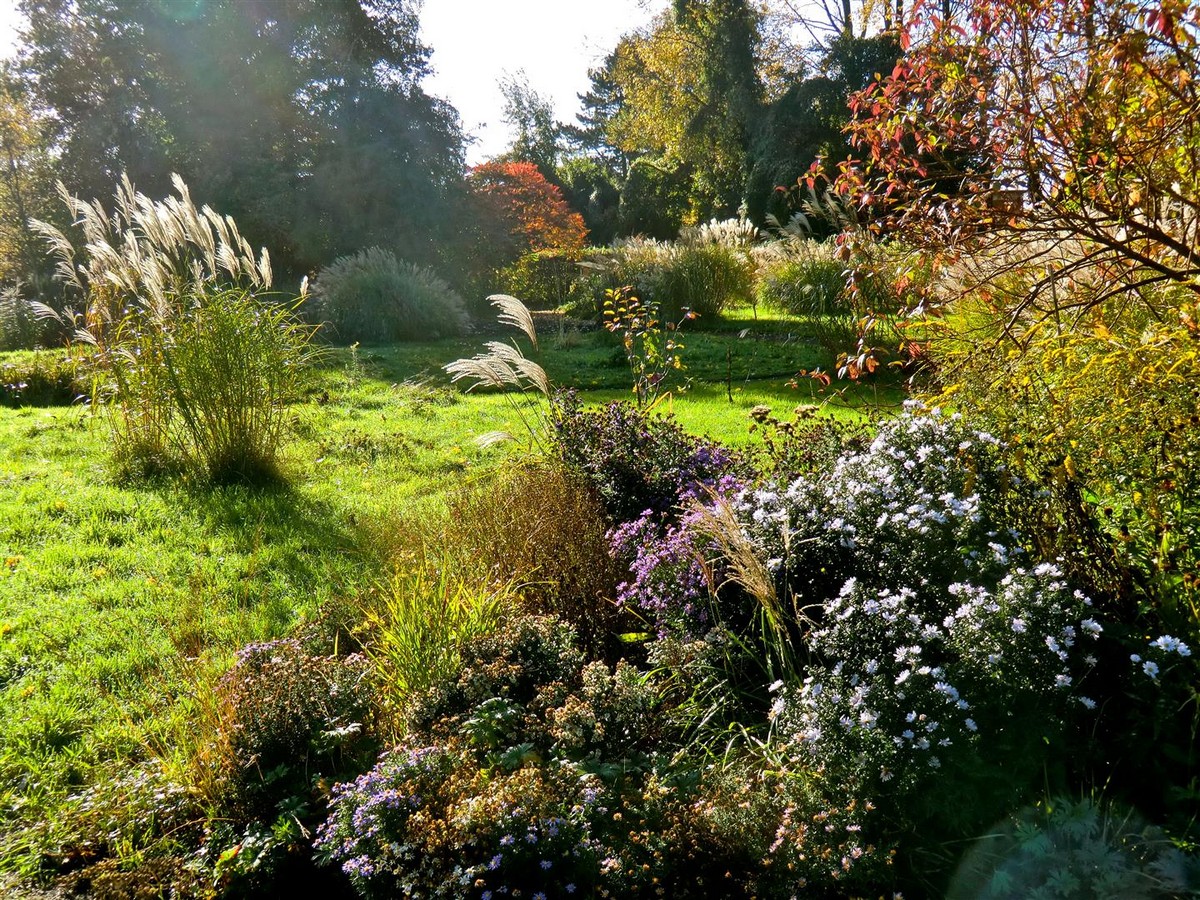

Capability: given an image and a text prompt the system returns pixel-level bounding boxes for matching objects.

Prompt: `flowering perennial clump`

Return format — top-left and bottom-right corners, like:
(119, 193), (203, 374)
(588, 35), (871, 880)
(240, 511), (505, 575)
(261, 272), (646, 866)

(608, 509), (712, 637)
(551, 391), (741, 524)
(731, 409), (1100, 797)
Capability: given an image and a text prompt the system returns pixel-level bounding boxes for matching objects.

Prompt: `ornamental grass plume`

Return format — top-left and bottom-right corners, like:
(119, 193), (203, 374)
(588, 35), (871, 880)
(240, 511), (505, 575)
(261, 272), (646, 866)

(31, 174), (311, 483)
(444, 294), (551, 448)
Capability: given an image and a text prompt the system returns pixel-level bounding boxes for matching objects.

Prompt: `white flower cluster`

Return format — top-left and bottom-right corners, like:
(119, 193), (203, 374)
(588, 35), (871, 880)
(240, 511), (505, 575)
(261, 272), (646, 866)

(1132, 634), (1192, 681)
(734, 409), (1020, 593)
(735, 410), (1100, 790)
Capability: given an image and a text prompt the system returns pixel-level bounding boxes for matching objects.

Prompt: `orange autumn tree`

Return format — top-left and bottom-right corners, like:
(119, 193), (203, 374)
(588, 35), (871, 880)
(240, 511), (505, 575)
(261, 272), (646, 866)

(469, 161), (588, 264)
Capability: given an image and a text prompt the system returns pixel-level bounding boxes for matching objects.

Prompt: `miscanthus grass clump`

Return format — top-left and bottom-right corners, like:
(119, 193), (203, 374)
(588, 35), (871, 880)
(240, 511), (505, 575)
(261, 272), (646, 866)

(32, 174), (312, 483)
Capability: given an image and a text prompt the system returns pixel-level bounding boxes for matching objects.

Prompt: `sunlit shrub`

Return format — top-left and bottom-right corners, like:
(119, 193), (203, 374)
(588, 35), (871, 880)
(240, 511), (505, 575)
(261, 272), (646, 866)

(180, 638), (378, 893)
(755, 241), (850, 318)
(319, 614), (737, 898)
(199, 639), (376, 818)
(107, 287), (313, 483)
(923, 282), (1200, 837)
(321, 611), (902, 897)
(571, 238), (754, 322)
(746, 403), (871, 482)
(726, 408), (1101, 838)
(496, 248), (583, 309)
(310, 247), (468, 344)
(442, 461), (625, 654)
(550, 390), (743, 524)
(403, 614), (585, 736)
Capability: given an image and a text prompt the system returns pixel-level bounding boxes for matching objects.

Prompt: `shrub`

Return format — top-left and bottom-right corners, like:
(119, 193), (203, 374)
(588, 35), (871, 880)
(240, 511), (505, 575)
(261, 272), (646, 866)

(755, 242), (850, 318)
(319, 615), (726, 898)
(108, 288), (313, 482)
(496, 248), (583, 310)
(948, 797), (1200, 899)
(403, 615), (586, 736)
(550, 391), (743, 524)
(0, 349), (88, 407)
(723, 408), (1102, 843)
(922, 281), (1200, 838)
(745, 403), (872, 482)
(310, 247), (468, 344)
(571, 238), (754, 323)
(199, 639), (376, 818)
(321, 612), (900, 897)
(441, 461), (625, 655)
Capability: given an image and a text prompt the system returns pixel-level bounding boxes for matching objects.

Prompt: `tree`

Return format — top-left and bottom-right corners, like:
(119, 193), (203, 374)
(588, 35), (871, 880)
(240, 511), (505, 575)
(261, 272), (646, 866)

(745, 33), (900, 225)
(601, 2), (765, 225)
(838, 0), (1200, 322)
(467, 161), (588, 269)
(13, 0), (466, 279)
(497, 72), (563, 181)
(0, 69), (56, 288)
(566, 50), (631, 181)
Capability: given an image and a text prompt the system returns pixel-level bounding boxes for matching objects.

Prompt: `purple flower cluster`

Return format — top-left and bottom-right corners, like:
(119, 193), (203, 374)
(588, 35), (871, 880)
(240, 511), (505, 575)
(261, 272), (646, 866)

(608, 509), (712, 637)
(551, 392), (742, 523)
(315, 745), (448, 888)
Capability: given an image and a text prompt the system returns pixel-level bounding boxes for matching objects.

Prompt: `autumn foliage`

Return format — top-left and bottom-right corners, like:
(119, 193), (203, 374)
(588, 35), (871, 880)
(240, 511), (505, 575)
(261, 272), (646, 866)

(836, 0), (1200, 318)
(469, 161), (588, 260)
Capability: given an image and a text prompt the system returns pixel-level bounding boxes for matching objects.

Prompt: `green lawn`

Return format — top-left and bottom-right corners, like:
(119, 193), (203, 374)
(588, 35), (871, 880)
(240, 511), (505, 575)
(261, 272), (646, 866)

(0, 315), (902, 876)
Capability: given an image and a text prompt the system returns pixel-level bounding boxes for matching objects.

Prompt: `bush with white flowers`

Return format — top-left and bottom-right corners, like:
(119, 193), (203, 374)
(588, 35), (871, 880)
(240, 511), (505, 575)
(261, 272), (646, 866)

(735, 408), (1100, 800)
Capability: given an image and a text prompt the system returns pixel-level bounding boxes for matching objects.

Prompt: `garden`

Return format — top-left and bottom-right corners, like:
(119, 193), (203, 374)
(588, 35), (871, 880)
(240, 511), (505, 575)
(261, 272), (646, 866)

(1, 0), (1199, 898)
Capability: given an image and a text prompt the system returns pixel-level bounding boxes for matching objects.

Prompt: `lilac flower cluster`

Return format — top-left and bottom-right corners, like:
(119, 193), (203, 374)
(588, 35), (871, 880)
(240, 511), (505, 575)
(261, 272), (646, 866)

(316, 742), (605, 898)
(607, 509), (712, 637)
(315, 745), (449, 889)
(551, 392), (742, 524)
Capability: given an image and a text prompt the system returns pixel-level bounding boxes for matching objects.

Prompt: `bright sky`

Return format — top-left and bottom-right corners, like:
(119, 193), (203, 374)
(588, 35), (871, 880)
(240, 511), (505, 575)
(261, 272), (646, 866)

(422, 0), (669, 163)
(0, 1), (669, 165)
(0, 5), (20, 60)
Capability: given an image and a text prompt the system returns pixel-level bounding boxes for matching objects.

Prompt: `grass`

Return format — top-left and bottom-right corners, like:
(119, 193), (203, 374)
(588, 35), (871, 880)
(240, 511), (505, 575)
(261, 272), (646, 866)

(0, 310), (902, 879)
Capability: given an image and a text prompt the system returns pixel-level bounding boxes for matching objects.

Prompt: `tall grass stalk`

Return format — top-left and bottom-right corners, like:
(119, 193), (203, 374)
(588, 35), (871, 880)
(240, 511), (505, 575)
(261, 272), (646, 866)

(444, 294), (551, 448)
(692, 495), (814, 682)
